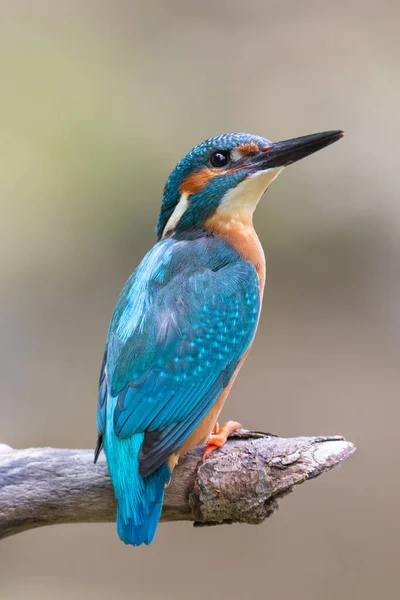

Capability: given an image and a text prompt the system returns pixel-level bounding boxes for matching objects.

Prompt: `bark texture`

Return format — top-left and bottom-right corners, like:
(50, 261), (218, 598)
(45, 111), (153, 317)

(0, 430), (355, 540)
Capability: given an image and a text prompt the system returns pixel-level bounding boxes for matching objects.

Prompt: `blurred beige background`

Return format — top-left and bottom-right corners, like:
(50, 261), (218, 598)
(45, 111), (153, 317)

(1, 1), (399, 598)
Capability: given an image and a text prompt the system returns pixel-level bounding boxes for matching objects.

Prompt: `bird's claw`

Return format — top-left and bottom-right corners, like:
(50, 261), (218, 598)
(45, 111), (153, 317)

(202, 420), (242, 461)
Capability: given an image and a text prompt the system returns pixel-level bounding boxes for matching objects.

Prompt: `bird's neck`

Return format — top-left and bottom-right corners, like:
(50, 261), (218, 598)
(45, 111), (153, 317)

(204, 213), (266, 295)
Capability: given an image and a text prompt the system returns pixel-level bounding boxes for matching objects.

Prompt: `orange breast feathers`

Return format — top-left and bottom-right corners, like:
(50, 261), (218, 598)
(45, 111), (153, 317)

(205, 212), (266, 295)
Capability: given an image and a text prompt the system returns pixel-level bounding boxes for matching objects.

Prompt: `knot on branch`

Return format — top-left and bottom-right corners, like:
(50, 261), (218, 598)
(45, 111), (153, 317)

(182, 431), (354, 526)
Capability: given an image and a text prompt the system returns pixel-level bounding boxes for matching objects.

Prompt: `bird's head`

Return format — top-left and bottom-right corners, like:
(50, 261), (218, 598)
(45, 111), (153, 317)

(157, 130), (343, 240)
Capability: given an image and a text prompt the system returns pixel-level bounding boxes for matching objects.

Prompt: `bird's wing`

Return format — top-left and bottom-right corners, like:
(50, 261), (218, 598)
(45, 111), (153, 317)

(97, 237), (260, 476)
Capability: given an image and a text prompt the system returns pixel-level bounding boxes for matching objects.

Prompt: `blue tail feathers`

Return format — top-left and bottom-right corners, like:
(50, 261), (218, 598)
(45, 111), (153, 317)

(116, 464), (171, 546)
(104, 405), (171, 546)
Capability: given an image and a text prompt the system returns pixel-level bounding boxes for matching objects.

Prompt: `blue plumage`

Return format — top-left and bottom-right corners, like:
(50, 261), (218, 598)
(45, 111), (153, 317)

(97, 233), (260, 545)
(95, 129), (342, 546)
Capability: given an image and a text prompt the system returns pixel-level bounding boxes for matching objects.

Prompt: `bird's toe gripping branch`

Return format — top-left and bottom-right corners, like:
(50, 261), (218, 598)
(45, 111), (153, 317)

(202, 420), (242, 461)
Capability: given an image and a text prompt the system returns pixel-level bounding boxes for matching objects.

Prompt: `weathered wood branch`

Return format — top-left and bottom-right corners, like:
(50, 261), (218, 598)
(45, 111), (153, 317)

(0, 431), (355, 540)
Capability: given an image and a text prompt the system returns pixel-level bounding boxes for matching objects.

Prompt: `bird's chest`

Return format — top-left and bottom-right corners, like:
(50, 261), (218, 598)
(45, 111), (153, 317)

(205, 216), (266, 297)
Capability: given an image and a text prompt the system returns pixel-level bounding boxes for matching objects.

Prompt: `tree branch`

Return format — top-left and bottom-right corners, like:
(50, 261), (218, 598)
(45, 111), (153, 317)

(0, 431), (355, 540)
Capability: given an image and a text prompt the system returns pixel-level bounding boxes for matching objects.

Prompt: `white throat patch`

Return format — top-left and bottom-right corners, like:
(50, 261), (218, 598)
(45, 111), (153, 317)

(216, 167), (284, 220)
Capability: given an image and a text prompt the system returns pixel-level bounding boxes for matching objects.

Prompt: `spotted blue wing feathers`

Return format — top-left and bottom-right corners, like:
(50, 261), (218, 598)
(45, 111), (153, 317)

(138, 357), (239, 476)
(97, 235), (260, 545)
(111, 248), (259, 472)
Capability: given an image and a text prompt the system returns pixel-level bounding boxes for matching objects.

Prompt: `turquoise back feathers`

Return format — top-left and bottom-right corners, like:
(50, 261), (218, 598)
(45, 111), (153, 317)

(97, 233), (260, 545)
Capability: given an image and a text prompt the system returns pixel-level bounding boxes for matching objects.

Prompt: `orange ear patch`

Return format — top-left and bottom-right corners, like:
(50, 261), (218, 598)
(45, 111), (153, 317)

(179, 167), (218, 196)
(179, 167), (217, 196)
(179, 163), (249, 196)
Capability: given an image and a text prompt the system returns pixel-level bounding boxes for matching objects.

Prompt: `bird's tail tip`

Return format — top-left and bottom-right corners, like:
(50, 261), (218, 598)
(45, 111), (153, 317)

(117, 514), (158, 546)
(116, 464), (170, 546)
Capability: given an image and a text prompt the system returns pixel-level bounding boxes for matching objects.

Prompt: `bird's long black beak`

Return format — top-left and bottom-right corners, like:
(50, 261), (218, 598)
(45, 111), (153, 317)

(250, 130), (344, 170)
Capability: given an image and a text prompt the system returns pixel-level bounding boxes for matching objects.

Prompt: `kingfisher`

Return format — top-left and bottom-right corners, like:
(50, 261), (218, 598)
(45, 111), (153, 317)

(94, 129), (343, 546)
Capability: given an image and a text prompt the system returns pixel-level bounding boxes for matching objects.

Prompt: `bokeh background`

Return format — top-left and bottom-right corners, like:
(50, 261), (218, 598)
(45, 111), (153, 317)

(1, 1), (399, 598)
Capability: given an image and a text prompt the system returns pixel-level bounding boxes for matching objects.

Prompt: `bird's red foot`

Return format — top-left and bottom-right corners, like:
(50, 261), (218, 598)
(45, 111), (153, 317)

(202, 420), (242, 461)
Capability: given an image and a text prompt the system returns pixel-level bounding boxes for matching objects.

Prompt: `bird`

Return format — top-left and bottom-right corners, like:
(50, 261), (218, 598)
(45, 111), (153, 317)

(94, 129), (343, 546)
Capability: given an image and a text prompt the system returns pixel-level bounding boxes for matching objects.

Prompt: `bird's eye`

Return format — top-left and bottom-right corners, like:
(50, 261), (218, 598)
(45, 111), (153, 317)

(210, 150), (230, 168)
